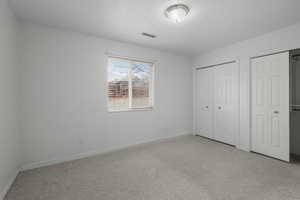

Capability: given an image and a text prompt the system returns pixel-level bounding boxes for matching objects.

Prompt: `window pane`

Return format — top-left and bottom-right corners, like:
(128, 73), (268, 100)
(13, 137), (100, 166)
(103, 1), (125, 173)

(132, 62), (152, 108)
(108, 59), (130, 111)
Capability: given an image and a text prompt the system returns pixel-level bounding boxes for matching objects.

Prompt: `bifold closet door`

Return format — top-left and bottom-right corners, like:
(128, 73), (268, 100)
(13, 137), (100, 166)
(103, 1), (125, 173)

(251, 52), (289, 162)
(196, 68), (213, 139)
(213, 62), (239, 146)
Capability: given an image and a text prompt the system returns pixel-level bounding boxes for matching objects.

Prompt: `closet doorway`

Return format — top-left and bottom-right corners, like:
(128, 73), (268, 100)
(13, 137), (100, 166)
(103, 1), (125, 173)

(195, 61), (239, 146)
(290, 49), (300, 160)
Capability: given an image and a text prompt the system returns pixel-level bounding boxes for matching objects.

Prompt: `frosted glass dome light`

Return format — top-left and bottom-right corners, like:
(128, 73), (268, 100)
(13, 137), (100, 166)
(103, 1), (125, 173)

(165, 4), (190, 23)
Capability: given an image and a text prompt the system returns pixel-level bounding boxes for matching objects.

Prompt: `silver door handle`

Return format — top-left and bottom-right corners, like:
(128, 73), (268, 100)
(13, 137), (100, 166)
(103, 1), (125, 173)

(274, 111), (279, 114)
(205, 106), (209, 109)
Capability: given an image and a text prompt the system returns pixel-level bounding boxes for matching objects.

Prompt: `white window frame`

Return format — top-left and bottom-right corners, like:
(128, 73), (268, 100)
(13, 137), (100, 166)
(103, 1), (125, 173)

(107, 55), (155, 112)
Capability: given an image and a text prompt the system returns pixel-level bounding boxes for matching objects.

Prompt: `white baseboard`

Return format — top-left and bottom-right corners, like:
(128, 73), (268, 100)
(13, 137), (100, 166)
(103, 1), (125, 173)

(21, 132), (192, 171)
(0, 169), (19, 200)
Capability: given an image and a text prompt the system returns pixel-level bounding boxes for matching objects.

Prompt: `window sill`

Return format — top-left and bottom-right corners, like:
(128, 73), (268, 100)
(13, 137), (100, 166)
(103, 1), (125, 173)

(108, 107), (154, 113)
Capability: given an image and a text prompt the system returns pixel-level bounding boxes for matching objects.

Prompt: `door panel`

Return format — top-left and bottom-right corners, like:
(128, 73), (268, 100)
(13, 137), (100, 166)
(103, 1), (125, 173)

(251, 52), (290, 162)
(271, 116), (280, 147)
(196, 68), (213, 139)
(213, 62), (239, 146)
(256, 115), (265, 144)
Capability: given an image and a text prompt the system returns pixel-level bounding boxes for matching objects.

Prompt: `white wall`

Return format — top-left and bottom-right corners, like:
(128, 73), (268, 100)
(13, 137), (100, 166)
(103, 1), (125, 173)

(0, 0), (20, 199)
(193, 22), (300, 151)
(19, 23), (192, 170)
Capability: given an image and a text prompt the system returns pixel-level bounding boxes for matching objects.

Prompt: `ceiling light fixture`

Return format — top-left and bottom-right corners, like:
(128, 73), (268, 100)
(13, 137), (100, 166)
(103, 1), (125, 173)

(165, 4), (190, 23)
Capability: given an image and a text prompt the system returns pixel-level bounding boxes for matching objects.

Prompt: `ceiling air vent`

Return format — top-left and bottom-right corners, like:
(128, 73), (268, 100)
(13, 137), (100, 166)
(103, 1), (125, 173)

(142, 32), (157, 38)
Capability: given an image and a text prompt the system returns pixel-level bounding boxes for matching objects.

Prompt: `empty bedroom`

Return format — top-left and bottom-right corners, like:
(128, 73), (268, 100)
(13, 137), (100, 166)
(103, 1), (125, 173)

(1, 0), (300, 199)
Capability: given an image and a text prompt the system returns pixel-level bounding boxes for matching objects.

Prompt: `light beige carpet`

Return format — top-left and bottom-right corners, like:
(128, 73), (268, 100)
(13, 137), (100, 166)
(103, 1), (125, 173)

(5, 135), (300, 200)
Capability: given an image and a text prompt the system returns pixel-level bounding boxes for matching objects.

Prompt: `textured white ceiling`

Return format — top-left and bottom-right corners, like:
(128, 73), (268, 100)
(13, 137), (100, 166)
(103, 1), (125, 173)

(9, 0), (300, 56)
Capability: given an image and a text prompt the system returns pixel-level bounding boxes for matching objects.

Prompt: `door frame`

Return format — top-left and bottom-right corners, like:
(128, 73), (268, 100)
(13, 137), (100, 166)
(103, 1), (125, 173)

(193, 59), (240, 147)
(249, 50), (290, 161)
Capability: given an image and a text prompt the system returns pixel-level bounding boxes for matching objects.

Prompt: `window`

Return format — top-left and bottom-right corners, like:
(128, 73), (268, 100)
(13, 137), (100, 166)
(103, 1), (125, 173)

(107, 56), (154, 112)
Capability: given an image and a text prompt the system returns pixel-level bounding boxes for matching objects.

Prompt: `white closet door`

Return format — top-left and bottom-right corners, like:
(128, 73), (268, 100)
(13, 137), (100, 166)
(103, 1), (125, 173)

(213, 62), (239, 146)
(251, 52), (290, 162)
(196, 68), (213, 139)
